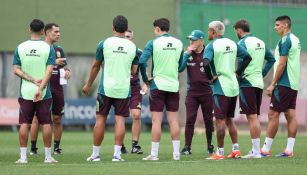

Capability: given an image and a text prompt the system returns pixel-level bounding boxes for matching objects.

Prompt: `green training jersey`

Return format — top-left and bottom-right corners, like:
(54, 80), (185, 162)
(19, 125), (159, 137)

(96, 36), (137, 98)
(13, 40), (56, 100)
(274, 32), (301, 90)
(139, 34), (183, 92)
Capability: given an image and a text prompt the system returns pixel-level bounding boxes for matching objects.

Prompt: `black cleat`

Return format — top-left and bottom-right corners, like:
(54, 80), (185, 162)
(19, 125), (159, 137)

(207, 145), (215, 155)
(121, 145), (128, 154)
(30, 147), (38, 156)
(181, 145), (192, 155)
(54, 148), (62, 155)
(131, 145), (143, 154)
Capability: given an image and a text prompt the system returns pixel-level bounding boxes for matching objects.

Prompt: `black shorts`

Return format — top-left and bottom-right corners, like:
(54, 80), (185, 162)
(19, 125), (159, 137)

(270, 86), (297, 112)
(96, 94), (130, 117)
(239, 87), (263, 115)
(213, 95), (237, 119)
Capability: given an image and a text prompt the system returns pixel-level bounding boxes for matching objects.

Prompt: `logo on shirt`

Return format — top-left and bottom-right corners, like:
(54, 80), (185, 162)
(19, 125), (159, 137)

(26, 49), (40, 57)
(187, 62), (196, 66)
(223, 46), (233, 54)
(163, 43), (176, 51)
(255, 42), (264, 51)
(113, 46), (127, 54)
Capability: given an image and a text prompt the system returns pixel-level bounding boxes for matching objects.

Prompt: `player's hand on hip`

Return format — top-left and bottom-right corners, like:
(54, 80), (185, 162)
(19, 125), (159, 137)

(82, 84), (90, 95)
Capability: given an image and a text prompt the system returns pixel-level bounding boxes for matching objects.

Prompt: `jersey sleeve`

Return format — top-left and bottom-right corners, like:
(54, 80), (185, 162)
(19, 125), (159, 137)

(178, 52), (190, 72)
(279, 35), (292, 56)
(47, 46), (56, 65)
(139, 40), (153, 82)
(133, 48), (142, 65)
(56, 45), (67, 66)
(96, 40), (104, 62)
(203, 42), (214, 62)
(236, 44), (249, 58)
(13, 47), (21, 65)
(262, 47), (275, 77)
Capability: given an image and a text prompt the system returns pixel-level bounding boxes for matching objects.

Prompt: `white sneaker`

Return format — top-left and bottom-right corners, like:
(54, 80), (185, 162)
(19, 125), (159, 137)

(142, 155), (159, 161)
(173, 153), (180, 160)
(112, 156), (125, 162)
(44, 157), (58, 163)
(15, 158), (28, 164)
(86, 155), (101, 162)
(242, 151), (262, 159)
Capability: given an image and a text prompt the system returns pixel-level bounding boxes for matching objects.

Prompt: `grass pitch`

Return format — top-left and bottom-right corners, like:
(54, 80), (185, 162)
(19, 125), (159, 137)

(1, 131), (306, 175)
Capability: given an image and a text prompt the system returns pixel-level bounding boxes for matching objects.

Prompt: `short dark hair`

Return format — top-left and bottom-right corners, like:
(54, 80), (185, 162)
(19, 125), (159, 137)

(30, 19), (44, 33)
(153, 18), (170, 32)
(233, 19), (250, 32)
(275, 15), (291, 28)
(113, 15), (128, 33)
(44, 23), (59, 35)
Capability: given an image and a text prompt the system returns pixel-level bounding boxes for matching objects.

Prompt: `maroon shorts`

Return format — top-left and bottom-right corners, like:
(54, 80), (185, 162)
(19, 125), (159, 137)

(51, 91), (64, 116)
(150, 89), (179, 112)
(96, 94), (130, 117)
(130, 85), (142, 110)
(213, 95), (237, 119)
(239, 87), (263, 115)
(18, 98), (53, 124)
(270, 86), (298, 112)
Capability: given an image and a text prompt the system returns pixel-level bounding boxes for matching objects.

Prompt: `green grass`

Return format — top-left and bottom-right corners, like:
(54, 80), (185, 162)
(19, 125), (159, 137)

(1, 131), (306, 175)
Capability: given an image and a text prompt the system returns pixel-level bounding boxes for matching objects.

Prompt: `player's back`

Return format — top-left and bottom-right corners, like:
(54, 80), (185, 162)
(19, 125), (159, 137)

(16, 40), (52, 100)
(152, 34), (183, 92)
(240, 35), (266, 89)
(101, 36), (136, 98)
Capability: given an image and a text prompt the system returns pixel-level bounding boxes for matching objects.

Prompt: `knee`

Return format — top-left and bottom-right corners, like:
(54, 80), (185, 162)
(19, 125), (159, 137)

(53, 116), (62, 125)
(132, 113), (141, 121)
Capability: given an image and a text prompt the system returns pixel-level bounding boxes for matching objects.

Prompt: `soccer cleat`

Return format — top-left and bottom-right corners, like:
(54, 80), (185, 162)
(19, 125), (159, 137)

(44, 157), (58, 163)
(227, 150), (241, 158)
(260, 150), (271, 157)
(29, 147), (38, 156)
(15, 158), (28, 164)
(276, 151), (294, 157)
(242, 151), (261, 159)
(112, 156), (125, 162)
(207, 145), (215, 155)
(131, 145), (143, 154)
(173, 153), (180, 160)
(206, 153), (224, 160)
(86, 155), (101, 162)
(142, 155), (159, 161)
(181, 145), (192, 155)
(54, 148), (62, 155)
(121, 145), (128, 154)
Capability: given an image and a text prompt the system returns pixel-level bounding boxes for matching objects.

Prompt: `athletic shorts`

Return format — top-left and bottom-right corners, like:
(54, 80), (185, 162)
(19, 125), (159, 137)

(130, 85), (142, 110)
(51, 91), (64, 116)
(239, 87), (263, 115)
(96, 94), (130, 117)
(18, 98), (53, 124)
(150, 89), (179, 112)
(270, 86), (297, 112)
(213, 95), (237, 119)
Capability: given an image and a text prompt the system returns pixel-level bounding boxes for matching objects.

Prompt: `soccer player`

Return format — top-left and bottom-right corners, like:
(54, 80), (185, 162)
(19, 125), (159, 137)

(120, 29), (143, 154)
(30, 23), (71, 155)
(83, 15), (137, 162)
(139, 18), (183, 161)
(233, 19), (275, 158)
(13, 19), (57, 163)
(203, 21), (252, 160)
(178, 30), (214, 155)
(261, 16), (301, 157)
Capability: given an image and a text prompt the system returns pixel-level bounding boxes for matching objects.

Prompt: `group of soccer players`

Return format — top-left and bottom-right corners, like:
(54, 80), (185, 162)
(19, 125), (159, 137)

(13, 14), (300, 163)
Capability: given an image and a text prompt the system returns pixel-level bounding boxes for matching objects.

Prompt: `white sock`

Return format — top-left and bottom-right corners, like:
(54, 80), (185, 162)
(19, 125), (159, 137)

(251, 138), (260, 154)
(151, 142), (160, 157)
(285, 137), (295, 152)
(113, 145), (122, 158)
(45, 147), (51, 160)
(20, 147), (27, 160)
(232, 143), (239, 151)
(92, 145), (101, 157)
(262, 137), (273, 152)
(217, 147), (224, 156)
(172, 140), (180, 155)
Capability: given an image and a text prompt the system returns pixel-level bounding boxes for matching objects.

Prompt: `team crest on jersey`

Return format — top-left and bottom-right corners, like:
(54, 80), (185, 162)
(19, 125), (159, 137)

(188, 56), (193, 61)
(56, 51), (61, 58)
